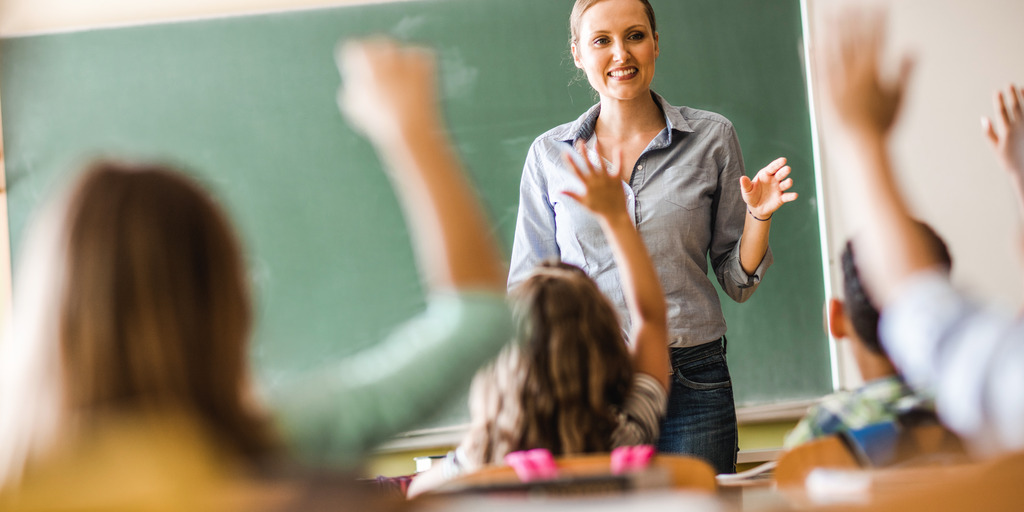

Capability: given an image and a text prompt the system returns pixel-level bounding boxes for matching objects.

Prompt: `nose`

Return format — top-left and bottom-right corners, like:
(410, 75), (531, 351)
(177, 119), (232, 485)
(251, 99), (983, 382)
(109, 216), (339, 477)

(611, 39), (628, 62)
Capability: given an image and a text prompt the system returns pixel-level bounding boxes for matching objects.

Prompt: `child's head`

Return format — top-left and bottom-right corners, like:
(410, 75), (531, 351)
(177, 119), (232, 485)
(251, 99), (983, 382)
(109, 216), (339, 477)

(463, 261), (632, 466)
(839, 222), (952, 356)
(0, 161), (276, 487)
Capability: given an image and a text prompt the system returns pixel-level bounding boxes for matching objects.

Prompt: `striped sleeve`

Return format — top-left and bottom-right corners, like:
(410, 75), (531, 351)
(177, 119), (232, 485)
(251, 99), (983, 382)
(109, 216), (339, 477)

(611, 372), (668, 447)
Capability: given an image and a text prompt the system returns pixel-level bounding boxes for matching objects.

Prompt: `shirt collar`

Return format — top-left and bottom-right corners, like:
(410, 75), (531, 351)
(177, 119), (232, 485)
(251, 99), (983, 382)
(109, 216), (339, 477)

(553, 91), (695, 145)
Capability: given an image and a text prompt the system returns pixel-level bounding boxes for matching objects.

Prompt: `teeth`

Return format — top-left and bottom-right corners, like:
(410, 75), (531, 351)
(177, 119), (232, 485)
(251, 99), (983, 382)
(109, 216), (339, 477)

(609, 68), (636, 78)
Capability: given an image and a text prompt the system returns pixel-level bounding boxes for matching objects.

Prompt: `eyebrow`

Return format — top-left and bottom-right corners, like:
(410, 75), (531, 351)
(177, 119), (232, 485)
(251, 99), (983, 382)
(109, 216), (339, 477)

(588, 24), (648, 35)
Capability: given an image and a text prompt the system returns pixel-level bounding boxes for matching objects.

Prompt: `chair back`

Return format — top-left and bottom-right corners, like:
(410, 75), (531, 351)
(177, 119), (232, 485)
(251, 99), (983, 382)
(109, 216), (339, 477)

(442, 452), (717, 493)
(774, 435), (858, 488)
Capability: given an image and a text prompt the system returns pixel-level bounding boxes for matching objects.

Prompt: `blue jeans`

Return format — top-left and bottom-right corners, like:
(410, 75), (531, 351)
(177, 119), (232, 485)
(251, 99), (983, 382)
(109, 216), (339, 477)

(655, 338), (738, 474)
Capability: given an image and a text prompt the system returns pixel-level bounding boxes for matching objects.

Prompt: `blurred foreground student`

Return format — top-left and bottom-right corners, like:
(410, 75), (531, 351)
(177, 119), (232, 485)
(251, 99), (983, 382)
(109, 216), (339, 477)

(407, 139), (670, 498)
(0, 38), (512, 507)
(818, 10), (1024, 458)
(785, 231), (950, 448)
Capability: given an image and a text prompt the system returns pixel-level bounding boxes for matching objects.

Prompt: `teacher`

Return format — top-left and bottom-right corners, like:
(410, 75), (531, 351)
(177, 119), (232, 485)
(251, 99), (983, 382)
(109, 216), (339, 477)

(508, 0), (797, 474)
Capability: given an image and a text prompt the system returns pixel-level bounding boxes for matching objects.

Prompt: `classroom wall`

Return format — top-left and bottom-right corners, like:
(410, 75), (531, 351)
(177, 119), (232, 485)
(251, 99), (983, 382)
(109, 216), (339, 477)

(0, 0), (810, 477)
(807, 0), (1024, 389)
(3, 0), (1020, 473)
(0, 0), (413, 36)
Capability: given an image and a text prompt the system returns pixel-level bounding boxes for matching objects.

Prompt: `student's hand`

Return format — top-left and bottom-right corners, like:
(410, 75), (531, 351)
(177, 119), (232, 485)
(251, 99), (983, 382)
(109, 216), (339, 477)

(982, 84), (1024, 179)
(562, 139), (629, 222)
(336, 38), (441, 145)
(819, 9), (913, 139)
(741, 157), (798, 219)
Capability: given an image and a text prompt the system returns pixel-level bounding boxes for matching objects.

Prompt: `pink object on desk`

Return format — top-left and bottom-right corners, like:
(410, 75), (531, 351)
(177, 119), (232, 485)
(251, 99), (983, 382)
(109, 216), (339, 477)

(504, 449), (559, 482)
(611, 445), (655, 474)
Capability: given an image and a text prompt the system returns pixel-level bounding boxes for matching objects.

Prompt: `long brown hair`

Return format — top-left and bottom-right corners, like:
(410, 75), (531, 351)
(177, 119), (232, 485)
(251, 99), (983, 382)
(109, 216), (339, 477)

(0, 162), (277, 488)
(462, 261), (632, 468)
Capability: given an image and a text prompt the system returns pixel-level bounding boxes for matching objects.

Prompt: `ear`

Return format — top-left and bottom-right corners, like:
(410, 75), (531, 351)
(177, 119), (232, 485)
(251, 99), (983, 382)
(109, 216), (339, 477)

(571, 43), (583, 69)
(827, 298), (847, 339)
(654, 31), (660, 59)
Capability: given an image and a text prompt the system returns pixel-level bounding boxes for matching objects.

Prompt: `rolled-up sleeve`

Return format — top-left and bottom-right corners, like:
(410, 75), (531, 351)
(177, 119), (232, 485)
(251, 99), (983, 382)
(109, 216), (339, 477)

(508, 141), (560, 290)
(269, 291), (513, 464)
(710, 123), (772, 303)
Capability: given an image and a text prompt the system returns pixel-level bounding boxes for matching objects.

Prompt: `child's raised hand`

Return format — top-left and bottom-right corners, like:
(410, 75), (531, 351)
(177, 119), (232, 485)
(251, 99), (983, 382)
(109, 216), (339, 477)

(336, 38), (440, 144)
(982, 84), (1024, 179)
(818, 9), (912, 139)
(561, 139), (629, 222)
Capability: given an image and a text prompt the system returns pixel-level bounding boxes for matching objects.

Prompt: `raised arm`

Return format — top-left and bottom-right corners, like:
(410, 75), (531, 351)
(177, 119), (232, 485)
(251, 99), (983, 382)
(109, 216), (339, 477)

(816, 10), (940, 307)
(562, 140), (669, 390)
(270, 39), (512, 463)
(982, 84), (1024, 217)
(338, 39), (505, 293)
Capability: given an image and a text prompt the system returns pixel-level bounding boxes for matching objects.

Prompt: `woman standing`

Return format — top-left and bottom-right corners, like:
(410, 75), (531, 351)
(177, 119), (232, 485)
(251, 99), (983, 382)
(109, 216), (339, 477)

(508, 0), (797, 474)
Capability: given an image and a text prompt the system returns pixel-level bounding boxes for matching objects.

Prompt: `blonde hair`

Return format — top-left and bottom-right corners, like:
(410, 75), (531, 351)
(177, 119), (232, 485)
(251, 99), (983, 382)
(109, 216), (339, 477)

(568, 0), (658, 47)
(0, 162), (277, 489)
(461, 261), (632, 467)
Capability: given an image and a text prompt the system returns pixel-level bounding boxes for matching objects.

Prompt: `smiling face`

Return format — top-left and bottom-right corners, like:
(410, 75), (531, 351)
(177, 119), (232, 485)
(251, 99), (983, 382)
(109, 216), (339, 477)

(570, 0), (659, 104)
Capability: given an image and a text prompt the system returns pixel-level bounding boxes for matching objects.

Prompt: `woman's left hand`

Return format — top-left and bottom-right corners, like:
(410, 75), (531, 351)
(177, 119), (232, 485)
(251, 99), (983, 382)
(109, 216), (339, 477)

(740, 157), (798, 219)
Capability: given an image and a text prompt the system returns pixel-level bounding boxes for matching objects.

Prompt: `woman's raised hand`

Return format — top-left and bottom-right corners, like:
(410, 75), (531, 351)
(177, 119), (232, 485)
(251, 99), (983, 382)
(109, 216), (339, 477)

(562, 139), (629, 222)
(741, 157), (798, 220)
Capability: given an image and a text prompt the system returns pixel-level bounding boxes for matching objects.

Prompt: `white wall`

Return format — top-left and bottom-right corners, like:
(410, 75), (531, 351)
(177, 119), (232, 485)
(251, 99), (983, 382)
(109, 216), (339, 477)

(0, 0), (408, 36)
(807, 0), (1024, 387)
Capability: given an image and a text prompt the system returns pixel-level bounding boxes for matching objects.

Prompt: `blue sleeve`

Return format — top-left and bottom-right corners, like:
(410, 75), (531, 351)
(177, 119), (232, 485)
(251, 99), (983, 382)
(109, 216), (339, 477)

(268, 291), (513, 464)
(508, 140), (560, 291)
(709, 122), (771, 303)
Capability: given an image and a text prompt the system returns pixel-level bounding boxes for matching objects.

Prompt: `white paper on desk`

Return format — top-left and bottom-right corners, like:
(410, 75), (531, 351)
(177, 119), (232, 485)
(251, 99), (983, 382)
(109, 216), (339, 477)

(716, 460), (777, 485)
(805, 468), (871, 505)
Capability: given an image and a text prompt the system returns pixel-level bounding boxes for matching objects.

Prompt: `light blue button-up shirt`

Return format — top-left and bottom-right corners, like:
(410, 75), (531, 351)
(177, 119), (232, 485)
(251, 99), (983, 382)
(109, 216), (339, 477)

(508, 92), (771, 348)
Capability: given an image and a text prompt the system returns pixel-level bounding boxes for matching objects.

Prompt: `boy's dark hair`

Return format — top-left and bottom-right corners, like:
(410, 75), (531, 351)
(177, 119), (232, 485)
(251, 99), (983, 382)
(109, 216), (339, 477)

(842, 223), (952, 355)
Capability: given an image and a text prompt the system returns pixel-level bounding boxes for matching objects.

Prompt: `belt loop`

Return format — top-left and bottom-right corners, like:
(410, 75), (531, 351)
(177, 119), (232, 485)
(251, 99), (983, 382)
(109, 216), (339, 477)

(721, 335), (728, 355)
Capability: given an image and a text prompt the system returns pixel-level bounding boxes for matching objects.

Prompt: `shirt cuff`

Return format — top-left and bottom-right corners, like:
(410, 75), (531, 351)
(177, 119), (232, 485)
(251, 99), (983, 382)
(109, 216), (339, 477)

(719, 242), (773, 289)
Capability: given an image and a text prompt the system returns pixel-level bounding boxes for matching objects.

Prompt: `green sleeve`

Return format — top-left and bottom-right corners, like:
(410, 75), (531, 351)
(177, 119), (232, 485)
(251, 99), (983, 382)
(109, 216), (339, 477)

(268, 291), (512, 465)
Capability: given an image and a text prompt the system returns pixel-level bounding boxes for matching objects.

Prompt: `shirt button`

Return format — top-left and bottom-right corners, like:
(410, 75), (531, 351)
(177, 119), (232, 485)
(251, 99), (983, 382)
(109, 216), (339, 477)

(637, 164), (644, 170)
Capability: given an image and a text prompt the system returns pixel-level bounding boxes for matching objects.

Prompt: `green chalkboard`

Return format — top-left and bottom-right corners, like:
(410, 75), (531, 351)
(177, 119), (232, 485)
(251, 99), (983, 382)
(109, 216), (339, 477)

(0, 0), (830, 432)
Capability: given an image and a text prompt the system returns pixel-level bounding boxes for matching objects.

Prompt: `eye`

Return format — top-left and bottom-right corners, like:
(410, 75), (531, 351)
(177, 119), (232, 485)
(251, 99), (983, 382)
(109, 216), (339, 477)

(628, 31), (646, 41)
(592, 36), (610, 46)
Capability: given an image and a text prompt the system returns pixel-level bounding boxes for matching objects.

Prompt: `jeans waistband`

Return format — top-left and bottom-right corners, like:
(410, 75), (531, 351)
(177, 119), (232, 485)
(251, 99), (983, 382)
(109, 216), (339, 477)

(668, 336), (726, 367)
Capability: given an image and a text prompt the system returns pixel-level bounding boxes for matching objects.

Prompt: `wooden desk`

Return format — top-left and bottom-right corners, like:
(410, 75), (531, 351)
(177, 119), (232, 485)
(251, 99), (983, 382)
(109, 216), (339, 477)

(725, 452), (1024, 511)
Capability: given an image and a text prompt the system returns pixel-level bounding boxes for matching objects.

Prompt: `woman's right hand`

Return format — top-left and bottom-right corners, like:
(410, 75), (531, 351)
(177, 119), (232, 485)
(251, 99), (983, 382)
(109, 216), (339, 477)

(562, 139), (629, 222)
